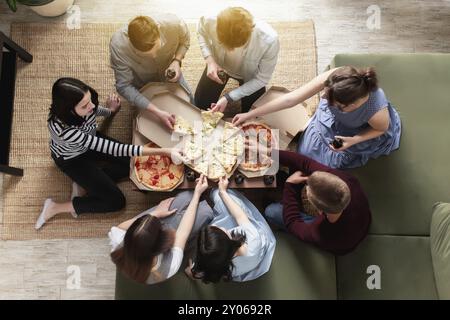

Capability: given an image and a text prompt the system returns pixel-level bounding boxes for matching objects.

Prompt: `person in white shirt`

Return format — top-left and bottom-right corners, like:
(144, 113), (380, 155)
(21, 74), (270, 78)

(195, 7), (280, 113)
(110, 176), (212, 284)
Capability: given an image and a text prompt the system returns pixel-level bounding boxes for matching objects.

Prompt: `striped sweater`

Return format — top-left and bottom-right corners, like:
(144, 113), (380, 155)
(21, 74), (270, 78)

(48, 106), (143, 160)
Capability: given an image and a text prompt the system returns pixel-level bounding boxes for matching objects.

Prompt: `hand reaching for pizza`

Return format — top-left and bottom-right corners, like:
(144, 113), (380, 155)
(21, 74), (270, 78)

(106, 93), (121, 114)
(218, 176), (229, 193)
(232, 112), (251, 126)
(151, 197), (177, 218)
(210, 96), (228, 113)
(157, 110), (176, 130)
(194, 174), (209, 196)
(170, 148), (188, 165)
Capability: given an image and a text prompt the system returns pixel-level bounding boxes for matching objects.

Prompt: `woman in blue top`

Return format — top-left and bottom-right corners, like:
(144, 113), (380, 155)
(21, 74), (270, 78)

(186, 176), (276, 283)
(233, 66), (401, 169)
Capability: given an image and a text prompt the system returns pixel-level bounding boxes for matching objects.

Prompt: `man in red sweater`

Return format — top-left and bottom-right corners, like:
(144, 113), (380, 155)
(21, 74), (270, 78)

(264, 150), (371, 255)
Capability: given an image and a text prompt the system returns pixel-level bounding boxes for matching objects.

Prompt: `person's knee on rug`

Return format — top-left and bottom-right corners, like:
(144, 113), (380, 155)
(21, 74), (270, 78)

(104, 188), (126, 212)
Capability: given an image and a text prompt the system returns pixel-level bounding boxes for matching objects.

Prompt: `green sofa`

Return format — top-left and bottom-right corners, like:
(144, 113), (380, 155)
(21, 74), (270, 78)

(115, 53), (450, 300)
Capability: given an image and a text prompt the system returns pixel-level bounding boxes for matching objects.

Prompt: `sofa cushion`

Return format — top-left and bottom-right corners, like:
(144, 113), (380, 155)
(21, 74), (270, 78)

(331, 53), (450, 236)
(336, 234), (438, 299)
(115, 231), (337, 300)
(430, 202), (450, 299)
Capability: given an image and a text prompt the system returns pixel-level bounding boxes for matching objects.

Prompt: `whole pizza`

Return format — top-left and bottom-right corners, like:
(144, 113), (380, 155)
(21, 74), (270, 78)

(174, 111), (244, 181)
(134, 143), (184, 191)
(239, 121), (273, 172)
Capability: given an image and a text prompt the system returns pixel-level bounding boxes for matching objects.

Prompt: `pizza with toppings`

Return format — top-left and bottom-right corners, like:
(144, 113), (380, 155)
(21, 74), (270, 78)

(134, 143), (184, 191)
(239, 122), (273, 172)
(201, 110), (224, 135)
(178, 111), (244, 181)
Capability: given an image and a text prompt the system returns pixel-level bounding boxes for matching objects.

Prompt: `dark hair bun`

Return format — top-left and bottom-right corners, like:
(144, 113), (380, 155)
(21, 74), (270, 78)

(360, 67), (378, 91)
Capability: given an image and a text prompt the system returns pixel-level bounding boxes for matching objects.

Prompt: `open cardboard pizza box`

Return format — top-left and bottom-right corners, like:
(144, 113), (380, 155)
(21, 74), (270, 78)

(130, 85), (275, 190)
(251, 86), (311, 150)
(138, 82), (191, 103)
(238, 86), (312, 179)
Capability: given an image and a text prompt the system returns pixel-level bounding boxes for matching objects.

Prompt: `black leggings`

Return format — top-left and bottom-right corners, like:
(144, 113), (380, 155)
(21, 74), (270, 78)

(52, 133), (130, 215)
(194, 67), (266, 113)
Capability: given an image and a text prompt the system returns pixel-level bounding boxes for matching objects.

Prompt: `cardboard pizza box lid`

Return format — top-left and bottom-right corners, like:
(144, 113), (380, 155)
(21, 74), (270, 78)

(135, 91), (198, 148)
(252, 86), (311, 138)
(139, 82), (191, 103)
(137, 90), (230, 148)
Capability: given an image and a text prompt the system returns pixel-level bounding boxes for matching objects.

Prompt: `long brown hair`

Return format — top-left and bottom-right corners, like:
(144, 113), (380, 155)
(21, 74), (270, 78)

(110, 215), (175, 283)
(323, 66), (378, 106)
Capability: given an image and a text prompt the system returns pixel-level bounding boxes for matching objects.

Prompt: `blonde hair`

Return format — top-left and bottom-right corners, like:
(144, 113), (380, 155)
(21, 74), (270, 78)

(307, 172), (351, 213)
(217, 7), (254, 49)
(128, 16), (160, 52)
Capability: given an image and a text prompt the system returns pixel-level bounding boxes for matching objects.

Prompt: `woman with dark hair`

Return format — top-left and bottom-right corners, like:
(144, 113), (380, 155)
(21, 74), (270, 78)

(36, 77), (184, 229)
(233, 66), (401, 169)
(109, 176), (211, 284)
(187, 176), (276, 283)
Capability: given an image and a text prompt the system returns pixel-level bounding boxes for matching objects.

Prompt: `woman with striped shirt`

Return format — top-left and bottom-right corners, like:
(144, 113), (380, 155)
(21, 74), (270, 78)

(36, 78), (183, 230)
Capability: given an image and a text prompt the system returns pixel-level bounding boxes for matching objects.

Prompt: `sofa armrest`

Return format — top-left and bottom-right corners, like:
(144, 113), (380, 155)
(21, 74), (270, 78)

(430, 202), (450, 299)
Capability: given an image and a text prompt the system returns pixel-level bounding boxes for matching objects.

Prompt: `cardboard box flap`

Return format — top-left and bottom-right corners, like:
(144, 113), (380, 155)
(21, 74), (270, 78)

(252, 86), (311, 137)
(139, 82), (191, 103)
(136, 90), (228, 148)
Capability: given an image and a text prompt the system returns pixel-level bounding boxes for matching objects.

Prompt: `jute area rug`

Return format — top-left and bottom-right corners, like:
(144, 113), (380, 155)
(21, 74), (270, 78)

(1, 21), (317, 240)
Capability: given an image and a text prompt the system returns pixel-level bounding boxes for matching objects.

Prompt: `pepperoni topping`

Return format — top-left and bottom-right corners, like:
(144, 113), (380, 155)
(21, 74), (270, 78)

(153, 174), (159, 180)
(169, 173), (174, 179)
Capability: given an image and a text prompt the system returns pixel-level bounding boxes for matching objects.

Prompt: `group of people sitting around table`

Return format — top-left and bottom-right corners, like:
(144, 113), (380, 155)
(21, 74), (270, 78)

(35, 7), (402, 284)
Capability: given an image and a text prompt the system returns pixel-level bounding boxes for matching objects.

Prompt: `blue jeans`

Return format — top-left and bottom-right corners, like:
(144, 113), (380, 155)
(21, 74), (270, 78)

(264, 202), (316, 229)
(178, 73), (195, 105)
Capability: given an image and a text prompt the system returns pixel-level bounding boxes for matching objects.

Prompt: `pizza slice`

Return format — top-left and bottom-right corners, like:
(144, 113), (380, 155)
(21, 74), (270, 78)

(201, 110), (223, 136)
(222, 122), (241, 141)
(208, 157), (227, 180)
(213, 151), (236, 174)
(169, 163), (184, 180)
(174, 115), (194, 135)
(192, 158), (209, 176)
(183, 135), (204, 161)
(222, 133), (244, 157)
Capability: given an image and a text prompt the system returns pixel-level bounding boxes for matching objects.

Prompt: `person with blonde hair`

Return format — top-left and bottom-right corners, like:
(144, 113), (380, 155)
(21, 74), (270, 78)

(195, 7), (280, 113)
(110, 14), (192, 130)
(263, 150), (371, 255)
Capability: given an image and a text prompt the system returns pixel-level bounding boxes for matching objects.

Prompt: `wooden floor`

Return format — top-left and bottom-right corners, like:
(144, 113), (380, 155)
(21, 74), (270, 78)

(1, 0), (449, 299)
